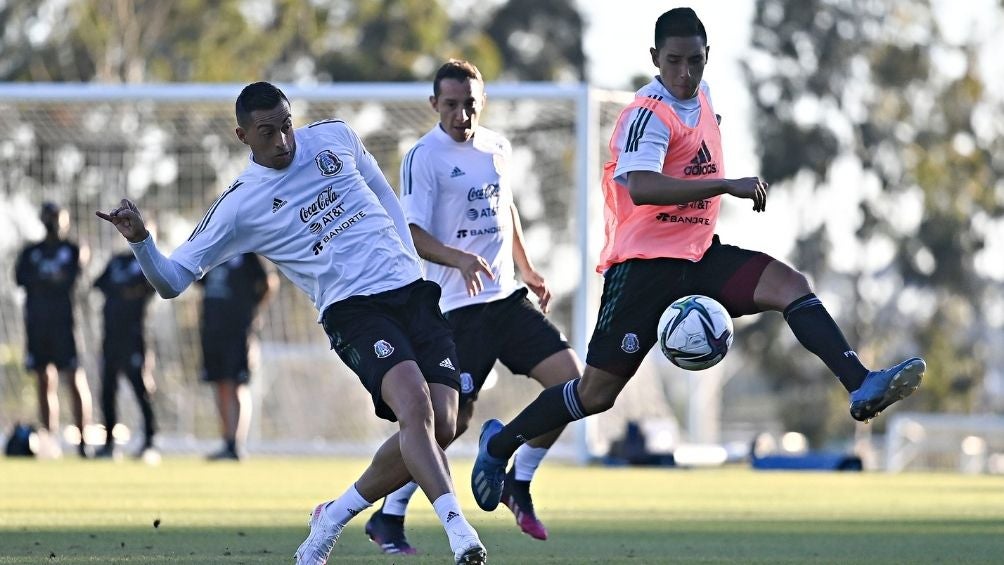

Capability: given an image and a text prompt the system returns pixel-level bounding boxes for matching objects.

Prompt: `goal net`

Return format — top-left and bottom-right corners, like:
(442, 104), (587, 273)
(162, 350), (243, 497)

(884, 412), (1004, 473)
(0, 82), (690, 459)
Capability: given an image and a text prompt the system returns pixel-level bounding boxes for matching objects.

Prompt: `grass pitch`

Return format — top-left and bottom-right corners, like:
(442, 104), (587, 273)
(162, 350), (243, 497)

(1, 456), (1003, 564)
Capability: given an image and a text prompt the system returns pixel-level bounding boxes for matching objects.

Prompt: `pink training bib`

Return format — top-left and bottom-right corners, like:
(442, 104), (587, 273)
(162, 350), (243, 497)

(597, 90), (724, 273)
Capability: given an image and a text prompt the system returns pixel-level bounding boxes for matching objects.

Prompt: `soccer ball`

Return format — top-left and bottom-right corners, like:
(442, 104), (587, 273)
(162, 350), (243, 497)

(657, 295), (734, 371)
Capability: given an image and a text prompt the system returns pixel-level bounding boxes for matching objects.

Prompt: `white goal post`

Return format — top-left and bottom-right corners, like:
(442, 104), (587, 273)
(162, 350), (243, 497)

(0, 82), (711, 461)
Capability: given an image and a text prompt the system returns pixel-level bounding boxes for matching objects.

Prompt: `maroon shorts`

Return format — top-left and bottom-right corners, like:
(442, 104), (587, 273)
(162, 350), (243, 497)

(586, 235), (775, 378)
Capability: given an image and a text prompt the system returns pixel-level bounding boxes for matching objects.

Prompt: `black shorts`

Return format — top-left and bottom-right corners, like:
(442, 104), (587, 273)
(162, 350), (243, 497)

(321, 279), (460, 422)
(103, 343), (145, 376)
(25, 319), (77, 371)
(445, 288), (571, 402)
(587, 235), (775, 378)
(201, 329), (251, 384)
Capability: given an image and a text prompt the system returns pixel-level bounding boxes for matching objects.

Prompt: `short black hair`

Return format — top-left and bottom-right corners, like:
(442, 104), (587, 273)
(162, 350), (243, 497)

(40, 201), (61, 215)
(432, 59), (483, 97)
(235, 82), (290, 127)
(654, 7), (707, 47)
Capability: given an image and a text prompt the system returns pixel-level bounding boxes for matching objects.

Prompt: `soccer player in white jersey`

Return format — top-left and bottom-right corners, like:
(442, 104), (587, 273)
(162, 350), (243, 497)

(96, 82), (487, 565)
(360, 59), (583, 554)
(468, 7), (926, 514)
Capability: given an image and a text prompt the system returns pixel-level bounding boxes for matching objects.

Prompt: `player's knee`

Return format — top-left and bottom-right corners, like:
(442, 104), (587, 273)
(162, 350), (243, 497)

(582, 393), (616, 414)
(787, 269), (812, 296)
(575, 372), (623, 415)
(577, 386), (617, 414)
(454, 400), (474, 438)
(433, 415), (456, 448)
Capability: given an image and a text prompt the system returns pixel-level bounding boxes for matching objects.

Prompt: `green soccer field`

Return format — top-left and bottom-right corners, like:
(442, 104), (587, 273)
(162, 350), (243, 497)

(1, 457), (1003, 564)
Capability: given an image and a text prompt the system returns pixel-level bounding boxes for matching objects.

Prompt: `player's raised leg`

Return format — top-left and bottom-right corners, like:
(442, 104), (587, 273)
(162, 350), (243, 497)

(755, 259), (925, 422)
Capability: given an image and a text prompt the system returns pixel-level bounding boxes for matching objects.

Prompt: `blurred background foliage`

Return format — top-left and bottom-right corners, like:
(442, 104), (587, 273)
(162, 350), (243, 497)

(743, 0), (1004, 443)
(0, 0), (585, 83)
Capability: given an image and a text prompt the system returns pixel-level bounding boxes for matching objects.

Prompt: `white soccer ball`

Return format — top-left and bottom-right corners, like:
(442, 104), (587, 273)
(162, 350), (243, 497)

(657, 295), (734, 371)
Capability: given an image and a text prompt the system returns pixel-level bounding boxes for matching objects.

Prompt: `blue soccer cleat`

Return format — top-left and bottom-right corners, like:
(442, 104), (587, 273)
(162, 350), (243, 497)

(850, 357), (926, 423)
(471, 419), (507, 511)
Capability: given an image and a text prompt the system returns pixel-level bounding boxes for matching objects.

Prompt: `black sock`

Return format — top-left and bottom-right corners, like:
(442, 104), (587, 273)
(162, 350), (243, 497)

(488, 379), (586, 459)
(784, 293), (868, 392)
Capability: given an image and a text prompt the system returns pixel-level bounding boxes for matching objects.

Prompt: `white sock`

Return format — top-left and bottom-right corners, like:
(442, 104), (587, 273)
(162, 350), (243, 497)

(432, 493), (479, 551)
(382, 481), (419, 516)
(513, 444), (549, 481)
(323, 483), (372, 526)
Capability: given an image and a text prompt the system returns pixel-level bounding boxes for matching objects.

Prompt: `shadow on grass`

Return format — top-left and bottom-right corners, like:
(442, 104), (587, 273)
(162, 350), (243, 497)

(2, 518), (1003, 565)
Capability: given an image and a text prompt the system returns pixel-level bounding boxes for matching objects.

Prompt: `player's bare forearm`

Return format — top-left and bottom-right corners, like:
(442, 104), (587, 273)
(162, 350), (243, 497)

(626, 171), (728, 206)
(95, 199), (150, 243)
(521, 268), (552, 313)
(626, 171), (769, 212)
(409, 223), (493, 296)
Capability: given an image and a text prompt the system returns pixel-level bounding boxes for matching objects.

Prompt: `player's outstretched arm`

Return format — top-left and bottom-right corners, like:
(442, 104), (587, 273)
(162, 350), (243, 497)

(95, 199), (196, 299)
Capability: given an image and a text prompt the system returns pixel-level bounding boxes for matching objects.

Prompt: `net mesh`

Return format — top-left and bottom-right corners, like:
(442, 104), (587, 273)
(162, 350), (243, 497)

(0, 84), (681, 458)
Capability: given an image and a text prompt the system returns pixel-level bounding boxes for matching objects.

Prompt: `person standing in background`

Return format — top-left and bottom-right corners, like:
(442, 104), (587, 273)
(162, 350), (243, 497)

(15, 201), (94, 457)
(198, 252), (277, 461)
(93, 247), (158, 460)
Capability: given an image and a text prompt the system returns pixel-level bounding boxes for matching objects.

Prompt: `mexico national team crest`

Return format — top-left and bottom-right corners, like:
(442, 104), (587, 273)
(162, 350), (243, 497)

(373, 339), (394, 359)
(459, 372), (475, 394)
(315, 150), (343, 176)
(621, 332), (640, 354)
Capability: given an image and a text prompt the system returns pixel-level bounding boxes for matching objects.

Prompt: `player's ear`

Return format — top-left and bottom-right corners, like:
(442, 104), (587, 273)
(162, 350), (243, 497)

(705, 45), (711, 63)
(650, 46), (659, 68)
(429, 95), (438, 111)
(235, 126), (248, 146)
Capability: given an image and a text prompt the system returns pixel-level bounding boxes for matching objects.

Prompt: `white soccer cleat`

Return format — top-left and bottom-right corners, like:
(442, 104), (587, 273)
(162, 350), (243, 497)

(293, 501), (343, 565)
(453, 535), (487, 565)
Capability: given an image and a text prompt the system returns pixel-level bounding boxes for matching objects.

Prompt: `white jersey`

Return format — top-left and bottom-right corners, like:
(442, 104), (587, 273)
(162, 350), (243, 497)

(171, 120), (423, 319)
(613, 78), (715, 185)
(399, 125), (521, 313)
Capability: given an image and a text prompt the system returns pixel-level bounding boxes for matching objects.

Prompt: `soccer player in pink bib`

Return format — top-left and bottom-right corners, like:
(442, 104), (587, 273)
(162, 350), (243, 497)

(471, 7), (926, 513)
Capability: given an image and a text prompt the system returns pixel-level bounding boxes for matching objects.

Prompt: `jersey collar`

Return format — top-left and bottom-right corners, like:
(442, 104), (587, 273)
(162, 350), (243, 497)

(652, 77), (701, 109)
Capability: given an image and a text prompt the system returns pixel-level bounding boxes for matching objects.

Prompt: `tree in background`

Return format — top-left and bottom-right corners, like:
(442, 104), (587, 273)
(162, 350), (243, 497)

(742, 0), (1004, 442)
(0, 0), (584, 84)
(484, 0), (585, 81)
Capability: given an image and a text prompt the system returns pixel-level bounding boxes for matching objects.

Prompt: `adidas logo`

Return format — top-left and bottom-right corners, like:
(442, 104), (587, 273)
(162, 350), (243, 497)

(439, 358), (455, 370)
(450, 166), (465, 178)
(271, 197), (287, 213)
(683, 141), (717, 176)
(445, 510), (459, 523)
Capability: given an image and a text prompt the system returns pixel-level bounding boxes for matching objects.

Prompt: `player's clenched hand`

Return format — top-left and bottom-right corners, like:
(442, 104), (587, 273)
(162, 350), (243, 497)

(726, 177), (769, 213)
(456, 251), (495, 297)
(95, 199), (150, 243)
(522, 269), (552, 314)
